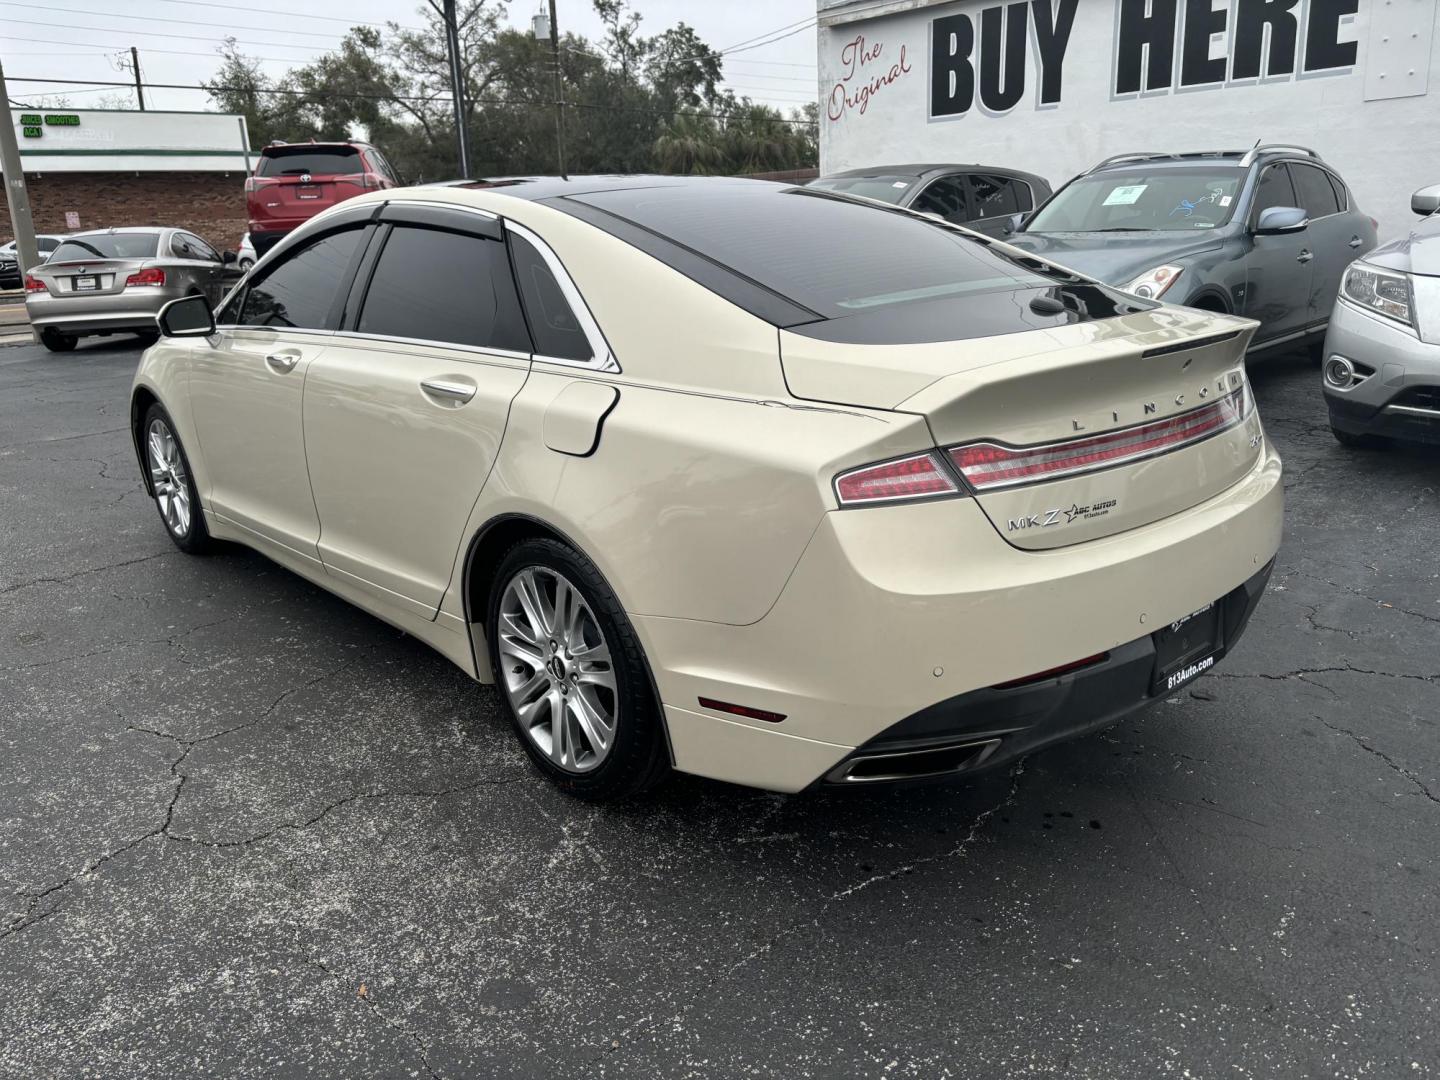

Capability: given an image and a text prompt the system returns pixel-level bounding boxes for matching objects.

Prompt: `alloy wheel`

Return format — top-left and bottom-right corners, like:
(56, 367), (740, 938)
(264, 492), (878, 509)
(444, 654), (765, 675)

(497, 566), (618, 773)
(146, 418), (192, 538)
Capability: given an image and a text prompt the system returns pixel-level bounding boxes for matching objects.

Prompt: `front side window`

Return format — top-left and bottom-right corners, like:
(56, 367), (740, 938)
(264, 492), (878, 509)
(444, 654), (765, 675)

(1252, 164), (1296, 217)
(1292, 163), (1340, 218)
(239, 226), (364, 329)
(912, 177), (971, 224)
(38, 237), (59, 253)
(355, 225), (530, 352)
(508, 233), (592, 361)
(51, 233), (159, 260)
(1025, 168), (1243, 233)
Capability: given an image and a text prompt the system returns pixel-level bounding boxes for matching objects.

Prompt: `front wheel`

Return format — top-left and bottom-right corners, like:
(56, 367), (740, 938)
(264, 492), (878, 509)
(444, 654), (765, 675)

(488, 538), (669, 800)
(142, 403), (213, 554)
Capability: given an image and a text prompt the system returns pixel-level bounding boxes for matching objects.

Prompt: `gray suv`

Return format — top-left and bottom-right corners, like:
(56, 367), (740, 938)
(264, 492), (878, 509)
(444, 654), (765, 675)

(1006, 146), (1377, 355)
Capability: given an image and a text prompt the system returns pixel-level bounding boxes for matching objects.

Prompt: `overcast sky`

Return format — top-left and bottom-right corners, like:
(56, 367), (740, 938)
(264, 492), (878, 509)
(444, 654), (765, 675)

(2, 0), (819, 117)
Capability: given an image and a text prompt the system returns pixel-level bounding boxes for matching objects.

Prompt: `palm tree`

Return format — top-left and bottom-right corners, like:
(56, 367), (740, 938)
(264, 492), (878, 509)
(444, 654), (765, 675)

(653, 112), (728, 175)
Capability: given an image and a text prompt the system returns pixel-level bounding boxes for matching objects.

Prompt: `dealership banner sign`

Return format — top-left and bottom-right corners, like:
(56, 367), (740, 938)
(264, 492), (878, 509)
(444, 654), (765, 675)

(827, 0), (1362, 122)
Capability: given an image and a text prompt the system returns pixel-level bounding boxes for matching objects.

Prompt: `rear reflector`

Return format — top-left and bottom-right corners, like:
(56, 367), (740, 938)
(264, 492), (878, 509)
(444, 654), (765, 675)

(992, 653), (1109, 690)
(834, 451), (958, 506)
(698, 697), (786, 723)
(949, 385), (1249, 492)
(125, 268), (166, 287)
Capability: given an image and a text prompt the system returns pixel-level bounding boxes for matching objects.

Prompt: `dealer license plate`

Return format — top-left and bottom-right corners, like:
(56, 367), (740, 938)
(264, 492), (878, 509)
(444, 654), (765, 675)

(1152, 602), (1221, 694)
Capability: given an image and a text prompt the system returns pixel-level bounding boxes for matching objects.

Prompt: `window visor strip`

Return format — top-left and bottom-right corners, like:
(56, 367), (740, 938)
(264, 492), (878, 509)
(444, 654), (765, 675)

(949, 384), (1251, 492)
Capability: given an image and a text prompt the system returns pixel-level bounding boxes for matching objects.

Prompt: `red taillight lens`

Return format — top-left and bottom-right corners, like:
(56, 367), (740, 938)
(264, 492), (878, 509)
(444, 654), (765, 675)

(125, 267), (166, 287)
(24, 274), (45, 293)
(834, 451), (959, 506)
(949, 385), (1251, 492)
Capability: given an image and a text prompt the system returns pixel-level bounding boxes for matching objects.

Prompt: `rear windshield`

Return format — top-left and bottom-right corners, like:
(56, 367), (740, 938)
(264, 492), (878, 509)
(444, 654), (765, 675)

(569, 186), (1054, 317)
(807, 175), (917, 204)
(1026, 168), (1243, 233)
(51, 234), (159, 260)
(258, 148), (363, 177)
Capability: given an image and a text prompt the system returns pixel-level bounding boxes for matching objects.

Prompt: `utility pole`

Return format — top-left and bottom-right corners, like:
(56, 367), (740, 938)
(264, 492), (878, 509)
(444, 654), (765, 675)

(129, 47), (145, 110)
(548, 0), (566, 179)
(0, 58), (40, 290)
(436, 0), (470, 179)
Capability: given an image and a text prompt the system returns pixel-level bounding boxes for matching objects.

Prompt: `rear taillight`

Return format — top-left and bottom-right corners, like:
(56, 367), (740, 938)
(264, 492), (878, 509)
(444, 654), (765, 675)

(24, 275), (45, 292)
(948, 385), (1251, 492)
(339, 173), (383, 189)
(125, 267), (166, 287)
(834, 452), (958, 507)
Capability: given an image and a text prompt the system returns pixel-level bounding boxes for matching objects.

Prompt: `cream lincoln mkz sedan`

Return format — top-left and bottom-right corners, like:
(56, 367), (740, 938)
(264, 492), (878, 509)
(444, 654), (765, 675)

(132, 176), (1283, 799)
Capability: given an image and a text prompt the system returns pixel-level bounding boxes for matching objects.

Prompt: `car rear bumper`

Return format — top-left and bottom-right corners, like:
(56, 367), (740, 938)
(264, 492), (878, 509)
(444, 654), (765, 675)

(1323, 299), (1440, 444)
(26, 287), (179, 334)
(637, 440), (1283, 792)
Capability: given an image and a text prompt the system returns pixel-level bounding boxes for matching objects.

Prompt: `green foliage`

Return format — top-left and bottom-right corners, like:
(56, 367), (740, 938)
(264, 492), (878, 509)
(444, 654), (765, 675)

(203, 1), (816, 182)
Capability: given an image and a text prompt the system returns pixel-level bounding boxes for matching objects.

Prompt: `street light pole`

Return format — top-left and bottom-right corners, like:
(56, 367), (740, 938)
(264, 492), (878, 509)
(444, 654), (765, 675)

(548, 0), (566, 179)
(0, 59), (40, 290)
(440, 0), (471, 179)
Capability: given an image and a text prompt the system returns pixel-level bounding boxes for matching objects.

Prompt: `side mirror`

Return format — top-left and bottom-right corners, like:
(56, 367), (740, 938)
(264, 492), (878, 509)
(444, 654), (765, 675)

(158, 294), (216, 338)
(222, 250), (238, 265)
(1254, 206), (1308, 235)
(1411, 183), (1440, 216)
(1003, 212), (1026, 235)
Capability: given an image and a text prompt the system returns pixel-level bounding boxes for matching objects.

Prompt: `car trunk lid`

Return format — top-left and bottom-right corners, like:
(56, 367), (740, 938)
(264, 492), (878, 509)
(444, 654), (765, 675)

(30, 258), (146, 297)
(781, 308), (1265, 548)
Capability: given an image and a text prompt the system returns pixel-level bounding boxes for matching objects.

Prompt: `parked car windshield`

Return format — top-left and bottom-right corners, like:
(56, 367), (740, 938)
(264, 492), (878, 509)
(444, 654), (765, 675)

(1026, 168), (1243, 233)
(50, 234), (159, 260)
(807, 175), (918, 205)
(258, 148), (364, 177)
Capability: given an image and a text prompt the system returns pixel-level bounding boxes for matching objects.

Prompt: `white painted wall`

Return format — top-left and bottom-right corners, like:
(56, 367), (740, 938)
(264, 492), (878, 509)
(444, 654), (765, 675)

(817, 0), (1439, 240)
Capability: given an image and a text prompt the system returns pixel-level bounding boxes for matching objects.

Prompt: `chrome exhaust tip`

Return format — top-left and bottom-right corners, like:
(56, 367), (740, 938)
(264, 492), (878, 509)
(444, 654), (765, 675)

(824, 737), (1003, 784)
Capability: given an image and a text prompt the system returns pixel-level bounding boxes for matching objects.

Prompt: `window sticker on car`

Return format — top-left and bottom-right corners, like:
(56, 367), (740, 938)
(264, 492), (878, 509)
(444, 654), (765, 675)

(1220, 195), (1233, 206)
(1102, 184), (1147, 206)
(892, 181), (909, 188)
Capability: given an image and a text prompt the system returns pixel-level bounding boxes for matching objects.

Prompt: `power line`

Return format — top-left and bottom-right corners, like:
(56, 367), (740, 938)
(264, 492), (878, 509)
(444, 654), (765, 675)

(0, 18), (331, 53)
(151, 0), (425, 31)
(0, 2), (360, 42)
(3, 75), (820, 125)
(0, 37), (329, 63)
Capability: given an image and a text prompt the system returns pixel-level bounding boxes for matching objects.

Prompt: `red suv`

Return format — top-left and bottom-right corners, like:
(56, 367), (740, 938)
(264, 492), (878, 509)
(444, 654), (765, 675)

(245, 141), (397, 257)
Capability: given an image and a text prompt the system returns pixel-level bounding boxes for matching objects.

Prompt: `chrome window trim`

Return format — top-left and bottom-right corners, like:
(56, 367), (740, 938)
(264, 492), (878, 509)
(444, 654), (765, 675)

(384, 198), (500, 222)
(330, 329), (531, 363)
(504, 219), (620, 374)
(213, 325), (337, 339)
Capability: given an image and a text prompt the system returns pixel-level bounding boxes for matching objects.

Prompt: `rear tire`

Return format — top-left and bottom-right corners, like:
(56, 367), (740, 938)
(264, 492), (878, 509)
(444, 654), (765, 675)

(1331, 426), (1384, 450)
(142, 403), (213, 554)
(487, 538), (669, 800)
(40, 328), (76, 353)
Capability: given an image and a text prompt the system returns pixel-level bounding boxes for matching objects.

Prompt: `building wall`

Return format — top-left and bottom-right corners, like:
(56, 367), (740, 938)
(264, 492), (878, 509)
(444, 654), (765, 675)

(817, 0), (1439, 240)
(0, 172), (248, 252)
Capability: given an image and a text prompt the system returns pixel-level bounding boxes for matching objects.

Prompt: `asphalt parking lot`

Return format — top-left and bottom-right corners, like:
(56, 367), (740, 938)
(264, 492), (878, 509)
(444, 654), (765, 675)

(2, 337), (1437, 1079)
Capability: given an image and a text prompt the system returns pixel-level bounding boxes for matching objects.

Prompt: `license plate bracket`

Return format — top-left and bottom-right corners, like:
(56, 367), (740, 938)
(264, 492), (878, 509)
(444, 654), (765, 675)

(74, 275), (97, 291)
(1151, 602), (1222, 694)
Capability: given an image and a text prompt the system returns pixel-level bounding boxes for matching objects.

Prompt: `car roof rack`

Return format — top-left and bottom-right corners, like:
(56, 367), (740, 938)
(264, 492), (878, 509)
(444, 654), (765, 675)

(1084, 150), (1246, 174)
(1238, 143), (1321, 167)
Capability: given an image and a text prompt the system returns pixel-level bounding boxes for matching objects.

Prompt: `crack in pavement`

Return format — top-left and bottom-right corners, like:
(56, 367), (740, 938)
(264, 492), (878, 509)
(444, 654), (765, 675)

(1213, 664), (1438, 684)
(1319, 718), (1440, 806)
(1287, 568), (1440, 628)
(14, 612), (245, 672)
(0, 551), (176, 595)
(303, 956), (444, 1080)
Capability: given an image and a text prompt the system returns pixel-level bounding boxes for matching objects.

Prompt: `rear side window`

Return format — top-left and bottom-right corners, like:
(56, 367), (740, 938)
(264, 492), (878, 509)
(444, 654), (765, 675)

(912, 176), (971, 224)
(239, 226), (364, 329)
(1253, 164), (1296, 216)
(508, 233), (591, 361)
(1292, 163), (1341, 217)
(1327, 172), (1349, 211)
(52, 234), (158, 260)
(968, 174), (1023, 218)
(355, 225), (531, 352)
(258, 148), (363, 177)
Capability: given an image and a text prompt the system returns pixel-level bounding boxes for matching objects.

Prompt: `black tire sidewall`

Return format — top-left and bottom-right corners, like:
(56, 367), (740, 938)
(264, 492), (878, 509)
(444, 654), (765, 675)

(40, 329), (75, 352)
(141, 402), (211, 554)
(487, 538), (668, 800)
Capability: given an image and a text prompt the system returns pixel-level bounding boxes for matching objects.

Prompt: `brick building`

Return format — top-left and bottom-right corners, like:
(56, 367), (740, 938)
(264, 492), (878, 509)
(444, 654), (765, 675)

(3, 108), (252, 254)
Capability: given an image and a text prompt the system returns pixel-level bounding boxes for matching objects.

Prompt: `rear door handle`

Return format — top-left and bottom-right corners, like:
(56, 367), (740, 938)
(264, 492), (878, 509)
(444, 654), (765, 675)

(265, 350), (300, 372)
(1296, 250), (1314, 264)
(1348, 236), (1363, 248)
(421, 377), (477, 404)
